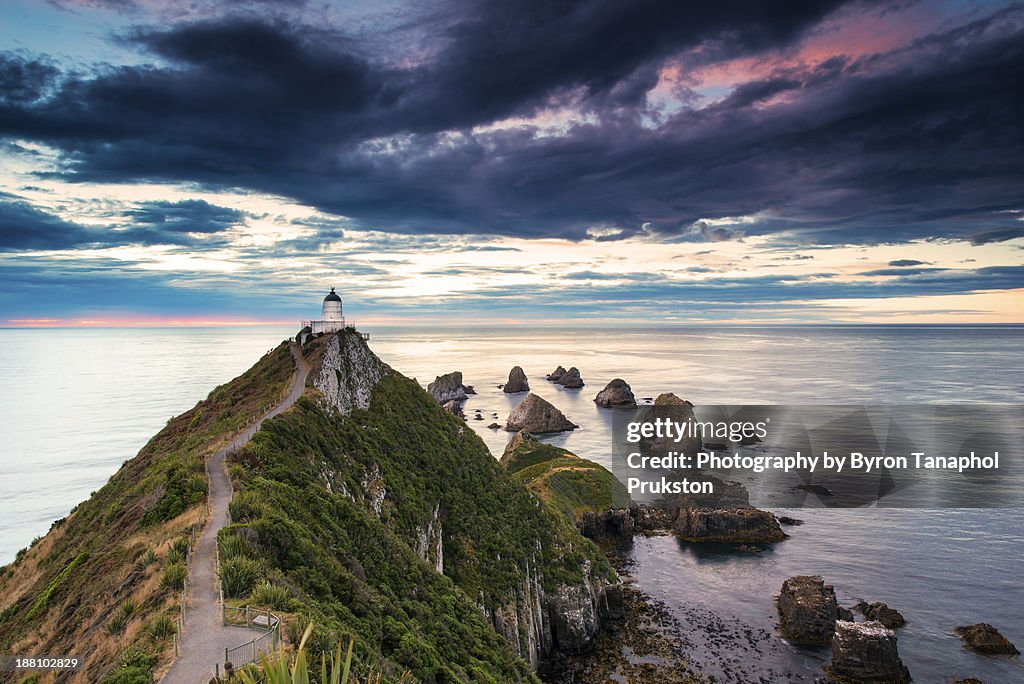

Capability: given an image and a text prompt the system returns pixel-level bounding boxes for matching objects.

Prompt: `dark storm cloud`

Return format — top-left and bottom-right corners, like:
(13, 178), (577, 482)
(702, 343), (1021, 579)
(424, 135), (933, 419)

(0, 195), (242, 249)
(1, 2), (1023, 247)
(0, 194), (90, 250)
(126, 199), (245, 234)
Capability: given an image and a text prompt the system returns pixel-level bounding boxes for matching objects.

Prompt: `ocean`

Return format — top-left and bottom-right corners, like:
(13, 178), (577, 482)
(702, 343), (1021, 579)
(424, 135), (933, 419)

(1, 325), (1021, 682)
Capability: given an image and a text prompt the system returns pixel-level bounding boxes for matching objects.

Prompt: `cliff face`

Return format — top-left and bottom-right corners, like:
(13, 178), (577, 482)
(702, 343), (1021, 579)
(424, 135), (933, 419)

(311, 331), (387, 415)
(229, 330), (618, 678)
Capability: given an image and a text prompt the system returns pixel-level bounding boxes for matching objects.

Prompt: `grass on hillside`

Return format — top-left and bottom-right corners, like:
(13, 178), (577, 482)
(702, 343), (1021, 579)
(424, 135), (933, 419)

(0, 341), (296, 682)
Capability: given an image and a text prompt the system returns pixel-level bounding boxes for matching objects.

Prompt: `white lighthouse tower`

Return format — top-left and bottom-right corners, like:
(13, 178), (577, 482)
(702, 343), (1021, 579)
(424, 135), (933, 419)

(304, 287), (346, 334)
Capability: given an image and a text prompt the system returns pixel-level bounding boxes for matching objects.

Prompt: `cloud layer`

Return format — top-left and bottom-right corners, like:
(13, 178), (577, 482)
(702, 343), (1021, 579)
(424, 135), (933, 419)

(0, 0), (1022, 322)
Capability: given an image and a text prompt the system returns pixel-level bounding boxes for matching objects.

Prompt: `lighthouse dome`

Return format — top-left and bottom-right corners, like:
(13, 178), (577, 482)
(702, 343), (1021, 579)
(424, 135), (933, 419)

(321, 287), (343, 320)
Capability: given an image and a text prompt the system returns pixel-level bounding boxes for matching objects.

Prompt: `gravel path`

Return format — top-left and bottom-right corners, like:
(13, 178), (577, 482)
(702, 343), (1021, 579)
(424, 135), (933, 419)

(161, 342), (310, 683)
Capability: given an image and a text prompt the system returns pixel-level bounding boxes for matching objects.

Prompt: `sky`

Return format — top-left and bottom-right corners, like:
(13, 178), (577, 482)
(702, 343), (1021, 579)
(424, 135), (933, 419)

(0, 0), (1022, 326)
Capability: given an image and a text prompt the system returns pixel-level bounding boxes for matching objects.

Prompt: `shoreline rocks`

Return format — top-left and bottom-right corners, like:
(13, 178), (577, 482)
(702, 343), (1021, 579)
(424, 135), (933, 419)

(827, 620), (911, 684)
(955, 623), (1020, 655)
(506, 393), (578, 434)
(676, 507), (785, 543)
(777, 575), (839, 645)
(594, 379), (637, 408)
(503, 366), (530, 393)
(856, 601), (906, 629)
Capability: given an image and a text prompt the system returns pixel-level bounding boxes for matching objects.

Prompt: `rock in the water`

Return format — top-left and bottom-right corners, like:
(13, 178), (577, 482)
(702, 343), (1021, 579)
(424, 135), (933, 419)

(828, 620), (911, 684)
(856, 601), (906, 629)
(955, 623), (1020, 655)
(487, 422), (501, 429)
(503, 366), (530, 393)
(427, 371), (469, 403)
(505, 393), (577, 433)
(637, 393), (701, 459)
(777, 575), (839, 644)
(441, 400), (464, 418)
(594, 378), (637, 407)
(777, 515), (805, 526)
(547, 365), (567, 381)
(953, 679), (984, 684)
(558, 366), (585, 388)
(838, 606), (855, 622)
(676, 507), (785, 543)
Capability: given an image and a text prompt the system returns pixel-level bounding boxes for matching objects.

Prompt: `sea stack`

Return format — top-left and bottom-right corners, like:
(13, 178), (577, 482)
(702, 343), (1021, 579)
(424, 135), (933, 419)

(828, 621), (911, 684)
(427, 371), (469, 403)
(506, 393), (577, 433)
(594, 378), (637, 407)
(547, 365), (567, 381)
(503, 366), (530, 393)
(558, 366), (585, 388)
(777, 575), (840, 645)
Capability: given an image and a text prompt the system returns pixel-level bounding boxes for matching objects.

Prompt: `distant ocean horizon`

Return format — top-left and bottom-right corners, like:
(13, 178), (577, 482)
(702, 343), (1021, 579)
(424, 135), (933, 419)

(1, 324), (1021, 682)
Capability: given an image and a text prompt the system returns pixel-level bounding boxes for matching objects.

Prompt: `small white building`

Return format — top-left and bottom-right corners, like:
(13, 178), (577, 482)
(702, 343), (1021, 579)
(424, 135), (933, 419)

(303, 287), (346, 334)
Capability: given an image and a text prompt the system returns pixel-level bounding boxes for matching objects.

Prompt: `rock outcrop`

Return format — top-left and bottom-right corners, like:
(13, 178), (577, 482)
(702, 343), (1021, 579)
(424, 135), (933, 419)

(427, 371), (469, 403)
(828, 620), (911, 684)
(441, 399), (464, 418)
(578, 509), (634, 540)
(856, 601), (906, 629)
(506, 393), (577, 433)
(955, 623), (1020, 655)
(503, 366), (530, 393)
(312, 330), (388, 415)
(546, 365), (567, 381)
(675, 507), (785, 543)
(777, 575), (839, 644)
(557, 366), (585, 388)
(594, 378), (637, 408)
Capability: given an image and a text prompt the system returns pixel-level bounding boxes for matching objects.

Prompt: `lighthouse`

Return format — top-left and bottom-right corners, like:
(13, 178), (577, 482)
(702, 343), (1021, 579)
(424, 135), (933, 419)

(303, 287), (346, 334)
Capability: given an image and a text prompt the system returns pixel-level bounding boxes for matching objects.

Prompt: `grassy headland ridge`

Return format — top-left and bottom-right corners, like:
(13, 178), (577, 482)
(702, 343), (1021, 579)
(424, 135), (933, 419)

(0, 330), (624, 683)
(0, 342), (296, 682)
(218, 331), (619, 681)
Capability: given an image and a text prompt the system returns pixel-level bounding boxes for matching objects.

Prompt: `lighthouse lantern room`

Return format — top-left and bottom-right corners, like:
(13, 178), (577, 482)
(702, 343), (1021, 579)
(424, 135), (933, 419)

(304, 287), (346, 334)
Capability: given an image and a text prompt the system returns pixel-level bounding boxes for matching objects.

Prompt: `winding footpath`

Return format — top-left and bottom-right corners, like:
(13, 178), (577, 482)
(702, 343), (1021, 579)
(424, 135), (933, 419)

(162, 342), (310, 683)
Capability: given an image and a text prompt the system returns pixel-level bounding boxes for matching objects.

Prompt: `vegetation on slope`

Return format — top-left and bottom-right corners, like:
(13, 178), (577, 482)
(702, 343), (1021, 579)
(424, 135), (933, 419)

(220, 337), (615, 682)
(502, 432), (630, 526)
(0, 342), (295, 683)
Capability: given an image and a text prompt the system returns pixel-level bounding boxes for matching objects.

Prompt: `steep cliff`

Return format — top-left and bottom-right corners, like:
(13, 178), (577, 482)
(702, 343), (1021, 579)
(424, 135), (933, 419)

(221, 331), (619, 679)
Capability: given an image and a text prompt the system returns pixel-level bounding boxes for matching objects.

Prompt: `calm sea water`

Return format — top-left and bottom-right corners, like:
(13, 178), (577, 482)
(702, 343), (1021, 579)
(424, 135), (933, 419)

(1, 325), (1021, 681)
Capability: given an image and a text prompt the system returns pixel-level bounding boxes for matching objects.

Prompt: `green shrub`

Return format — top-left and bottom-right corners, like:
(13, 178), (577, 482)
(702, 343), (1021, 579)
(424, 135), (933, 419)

(165, 547), (184, 565)
(218, 531), (253, 561)
(146, 614), (176, 640)
(161, 562), (187, 591)
(170, 536), (190, 559)
(141, 465), (207, 526)
(101, 649), (158, 684)
(248, 581), (292, 610)
(228, 491), (268, 523)
(138, 548), (157, 568)
(221, 557), (262, 598)
(106, 600), (136, 635)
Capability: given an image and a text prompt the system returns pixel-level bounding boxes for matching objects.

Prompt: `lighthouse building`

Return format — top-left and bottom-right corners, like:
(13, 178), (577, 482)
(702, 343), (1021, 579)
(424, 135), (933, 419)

(304, 287), (346, 334)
